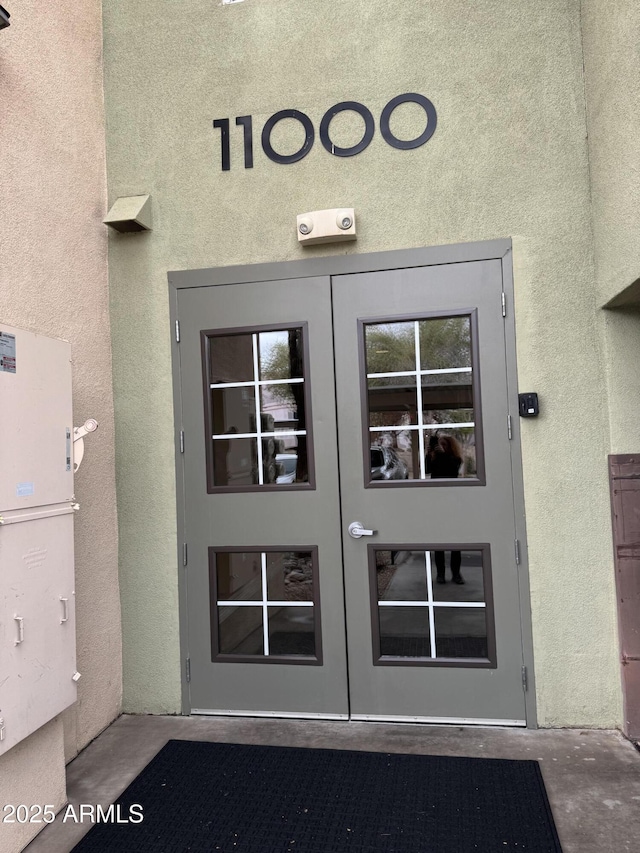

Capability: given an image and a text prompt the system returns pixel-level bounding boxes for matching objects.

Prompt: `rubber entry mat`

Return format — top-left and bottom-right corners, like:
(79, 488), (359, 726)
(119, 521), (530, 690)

(70, 739), (563, 852)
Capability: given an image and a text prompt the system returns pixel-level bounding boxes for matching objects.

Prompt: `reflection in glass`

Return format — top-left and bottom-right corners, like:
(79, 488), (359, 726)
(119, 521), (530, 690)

(261, 436), (308, 485)
(213, 549), (318, 660)
(419, 317), (471, 371)
(373, 548), (491, 663)
(365, 322), (416, 375)
(258, 329), (304, 382)
(370, 434), (416, 479)
(434, 608), (488, 659)
(207, 326), (311, 488)
(213, 436), (257, 486)
(431, 551), (485, 602)
(266, 552), (314, 602)
(216, 552), (262, 601)
(379, 607), (431, 657)
(209, 334), (254, 383)
(218, 606), (263, 655)
(260, 383), (306, 431)
(376, 551), (428, 601)
(211, 386), (256, 436)
(268, 607), (316, 656)
(364, 314), (480, 483)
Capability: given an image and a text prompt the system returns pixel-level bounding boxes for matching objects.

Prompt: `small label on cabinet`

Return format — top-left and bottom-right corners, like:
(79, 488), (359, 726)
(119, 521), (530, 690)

(16, 482), (35, 497)
(0, 332), (16, 373)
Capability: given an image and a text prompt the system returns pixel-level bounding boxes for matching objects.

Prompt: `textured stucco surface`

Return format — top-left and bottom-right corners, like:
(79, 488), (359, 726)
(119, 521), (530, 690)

(103, 0), (621, 726)
(582, 1), (640, 455)
(582, 0), (640, 307)
(0, 719), (66, 853)
(0, 3), (120, 849)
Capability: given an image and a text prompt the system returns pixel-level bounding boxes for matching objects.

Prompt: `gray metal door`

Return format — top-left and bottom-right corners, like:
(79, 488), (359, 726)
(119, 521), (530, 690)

(333, 261), (526, 724)
(178, 277), (350, 718)
(177, 257), (527, 723)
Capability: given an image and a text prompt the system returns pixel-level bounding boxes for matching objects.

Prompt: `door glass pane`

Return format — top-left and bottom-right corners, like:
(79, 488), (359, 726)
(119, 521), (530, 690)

(364, 314), (481, 483)
(431, 550), (485, 602)
(204, 325), (313, 490)
(266, 552), (314, 602)
(419, 317), (471, 371)
(434, 609), (488, 659)
(376, 550), (428, 601)
(365, 321), (416, 374)
(373, 547), (494, 664)
(268, 607), (316, 656)
(216, 552), (262, 601)
(209, 334), (254, 383)
(379, 607), (431, 657)
(211, 386), (256, 435)
(257, 329), (304, 381)
(218, 606), (263, 655)
(211, 549), (319, 661)
(213, 436), (257, 486)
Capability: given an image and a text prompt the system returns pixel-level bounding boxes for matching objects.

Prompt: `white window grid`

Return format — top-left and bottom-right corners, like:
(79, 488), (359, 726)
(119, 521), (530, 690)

(209, 331), (306, 486)
(217, 551), (314, 657)
(377, 550), (485, 659)
(367, 320), (474, 479)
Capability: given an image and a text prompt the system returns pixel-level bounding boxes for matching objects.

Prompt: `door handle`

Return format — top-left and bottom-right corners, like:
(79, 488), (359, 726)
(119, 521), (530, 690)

(348, 521), (376, 539)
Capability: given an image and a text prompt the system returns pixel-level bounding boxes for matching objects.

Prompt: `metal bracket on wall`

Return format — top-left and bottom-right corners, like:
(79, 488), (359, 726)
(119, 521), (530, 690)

(73, 418), (99, 473)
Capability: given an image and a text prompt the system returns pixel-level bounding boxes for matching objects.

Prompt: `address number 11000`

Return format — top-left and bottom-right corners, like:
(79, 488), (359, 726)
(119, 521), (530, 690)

(213, 93), (437, 171)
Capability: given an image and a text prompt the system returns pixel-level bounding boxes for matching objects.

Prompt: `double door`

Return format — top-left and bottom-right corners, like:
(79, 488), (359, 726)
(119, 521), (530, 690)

(176, 257), (529, 724)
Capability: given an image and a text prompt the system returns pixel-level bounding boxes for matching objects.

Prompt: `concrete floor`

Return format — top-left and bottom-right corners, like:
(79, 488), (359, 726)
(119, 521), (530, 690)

(25, 715), (640, 853)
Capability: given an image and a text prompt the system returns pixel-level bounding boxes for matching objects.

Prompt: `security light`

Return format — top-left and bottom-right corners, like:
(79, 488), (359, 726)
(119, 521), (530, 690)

(0, 5), (10, 30)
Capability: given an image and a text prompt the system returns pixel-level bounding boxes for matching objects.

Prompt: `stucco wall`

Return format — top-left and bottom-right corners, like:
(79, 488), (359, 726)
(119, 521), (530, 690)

(0, 3), (120, 849)
(0, 720), (66, 853)
(103, 0), (620, 726)
(581, 1), (640, 455)
(581, 0), (640, 307)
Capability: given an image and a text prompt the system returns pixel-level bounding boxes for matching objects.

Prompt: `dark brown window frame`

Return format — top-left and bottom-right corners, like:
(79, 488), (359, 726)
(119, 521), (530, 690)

(208, 545), (323, 666)
(201, 321), (316, 494)
(368, 543), (497, 668)
(358, 308), (486, 489)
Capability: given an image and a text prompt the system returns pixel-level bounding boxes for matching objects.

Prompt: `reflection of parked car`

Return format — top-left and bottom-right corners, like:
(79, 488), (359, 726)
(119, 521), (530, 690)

(370, 446), (409, 480)
(276, 453), (297, 484)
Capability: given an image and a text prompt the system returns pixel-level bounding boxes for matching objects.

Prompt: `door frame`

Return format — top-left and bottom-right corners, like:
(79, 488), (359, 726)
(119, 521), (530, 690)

(168, 239), (538, 727)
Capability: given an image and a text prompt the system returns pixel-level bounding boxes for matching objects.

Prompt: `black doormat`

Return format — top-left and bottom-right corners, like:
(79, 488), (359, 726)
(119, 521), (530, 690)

(71, 739), (563, 853)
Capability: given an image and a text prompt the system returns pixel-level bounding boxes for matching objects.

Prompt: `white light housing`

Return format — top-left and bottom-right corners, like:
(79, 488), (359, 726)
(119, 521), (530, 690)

(296, 208), (356, 246)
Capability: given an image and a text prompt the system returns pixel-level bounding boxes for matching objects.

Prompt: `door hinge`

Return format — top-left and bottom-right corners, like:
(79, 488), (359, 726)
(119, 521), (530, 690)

(507, 414), (513, 440)
(179, 430), (185, 453)
(185, 658), (191, 683)
(175, 320), (181, 343)
(515, 539), (521, 565)
(183, 542), (188, 567)
(501, 292), (507, 317)
(521, 665), (528, 691)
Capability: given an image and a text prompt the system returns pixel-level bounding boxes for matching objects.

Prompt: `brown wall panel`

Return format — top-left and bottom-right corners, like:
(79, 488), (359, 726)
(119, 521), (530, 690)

(609, 455), (640, 739)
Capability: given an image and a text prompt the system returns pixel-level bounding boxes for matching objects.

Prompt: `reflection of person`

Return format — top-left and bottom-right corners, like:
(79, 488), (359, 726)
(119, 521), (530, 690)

(427, 433), (464, 584)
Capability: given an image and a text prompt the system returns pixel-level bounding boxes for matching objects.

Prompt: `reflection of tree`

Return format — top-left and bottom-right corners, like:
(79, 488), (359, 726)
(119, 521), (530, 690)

(260, 330), (307, 483)
(366, 318), (471, 375)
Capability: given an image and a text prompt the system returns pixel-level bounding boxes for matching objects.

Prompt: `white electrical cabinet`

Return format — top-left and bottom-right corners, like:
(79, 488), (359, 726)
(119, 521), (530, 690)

(0, 324), (77, 755)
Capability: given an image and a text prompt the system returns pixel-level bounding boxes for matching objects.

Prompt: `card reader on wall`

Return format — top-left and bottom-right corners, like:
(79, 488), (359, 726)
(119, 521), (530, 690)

(518, 393), (539, 417)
